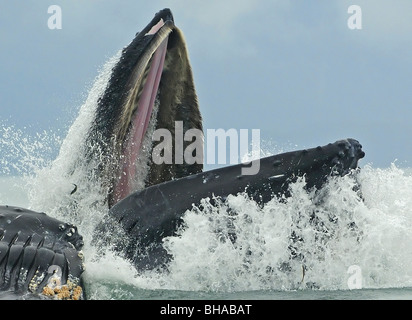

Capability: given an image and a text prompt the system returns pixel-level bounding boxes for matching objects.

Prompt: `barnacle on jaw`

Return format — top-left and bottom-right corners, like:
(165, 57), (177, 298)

(41, 280), (83, 300)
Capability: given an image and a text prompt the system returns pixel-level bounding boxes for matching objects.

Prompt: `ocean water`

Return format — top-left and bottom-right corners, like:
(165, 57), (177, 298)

(1, 54), (412, 301)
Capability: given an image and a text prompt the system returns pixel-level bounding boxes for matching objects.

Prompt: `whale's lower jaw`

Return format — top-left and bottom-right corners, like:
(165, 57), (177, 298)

(0, 206), (85, 300)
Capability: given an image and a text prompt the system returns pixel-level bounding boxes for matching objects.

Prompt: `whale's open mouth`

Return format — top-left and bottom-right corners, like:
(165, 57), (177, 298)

(113, 15), (172, 204)
(88, 9), (202, 208)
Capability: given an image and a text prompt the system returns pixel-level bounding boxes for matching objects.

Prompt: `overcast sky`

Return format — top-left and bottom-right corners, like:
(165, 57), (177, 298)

(1, 0), (411, 169)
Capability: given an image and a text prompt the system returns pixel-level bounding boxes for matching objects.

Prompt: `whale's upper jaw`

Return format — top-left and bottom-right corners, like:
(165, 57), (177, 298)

(140, 8), (175, 35)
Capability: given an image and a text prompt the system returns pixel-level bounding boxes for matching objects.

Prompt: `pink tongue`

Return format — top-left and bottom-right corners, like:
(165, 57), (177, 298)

(113, 32), (168, 204)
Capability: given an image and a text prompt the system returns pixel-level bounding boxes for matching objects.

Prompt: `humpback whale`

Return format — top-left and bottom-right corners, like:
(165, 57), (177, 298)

(0, 8), (365, 299)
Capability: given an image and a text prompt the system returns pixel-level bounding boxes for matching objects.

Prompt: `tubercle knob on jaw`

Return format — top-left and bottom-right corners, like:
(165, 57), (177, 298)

(61, 223), (84, 251)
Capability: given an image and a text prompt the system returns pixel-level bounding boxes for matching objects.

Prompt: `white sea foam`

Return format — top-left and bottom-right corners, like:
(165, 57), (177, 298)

(120, 166), (411, 292)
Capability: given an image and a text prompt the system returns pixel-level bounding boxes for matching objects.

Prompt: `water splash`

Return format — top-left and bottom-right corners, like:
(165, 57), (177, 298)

(1, 52), (412, 297)
(0, 124), (62, 177)
(120, 167), (412, 293)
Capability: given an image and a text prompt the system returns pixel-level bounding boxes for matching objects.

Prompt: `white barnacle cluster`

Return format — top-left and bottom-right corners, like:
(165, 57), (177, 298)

(41, 279), (83, 300)
(28, 249), (86, 300)
(41, 263), (85, 300)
